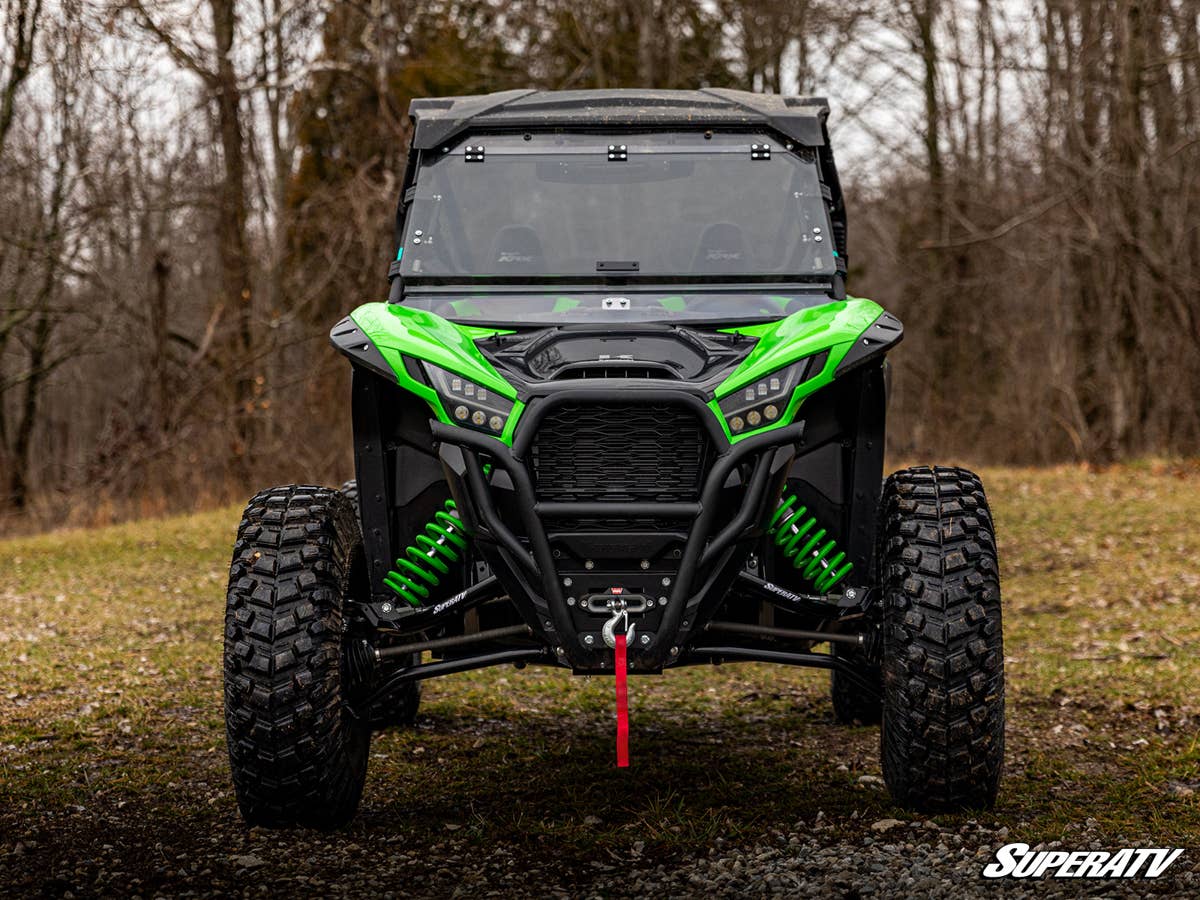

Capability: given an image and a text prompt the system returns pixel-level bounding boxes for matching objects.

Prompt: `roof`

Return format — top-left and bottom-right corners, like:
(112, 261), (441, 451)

(407, 89), (831, 151)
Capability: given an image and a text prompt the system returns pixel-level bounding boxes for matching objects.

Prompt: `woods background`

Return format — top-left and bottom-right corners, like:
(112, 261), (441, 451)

(2, 0), (1199, 530)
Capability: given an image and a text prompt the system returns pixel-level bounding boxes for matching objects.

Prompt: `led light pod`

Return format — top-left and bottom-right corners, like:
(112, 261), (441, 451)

(717, 356), (816, 437)
(423, 362), (514, 435)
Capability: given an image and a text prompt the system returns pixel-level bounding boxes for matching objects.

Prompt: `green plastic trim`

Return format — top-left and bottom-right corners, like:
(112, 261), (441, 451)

(500, 399), (526, 444)
(348, 296), (887, 448)
(349, 302), (518, 439)
(711, 296), (884, 443)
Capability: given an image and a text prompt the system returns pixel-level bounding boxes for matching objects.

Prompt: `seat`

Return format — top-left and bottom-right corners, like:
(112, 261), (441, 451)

(488, 225), (546, 274)
(691, 222), (749, 273)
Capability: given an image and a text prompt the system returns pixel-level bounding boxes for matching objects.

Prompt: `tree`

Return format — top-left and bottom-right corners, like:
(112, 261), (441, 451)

(0, 0), (90, 508)
(129, 0), (257, 456)
(0, 0), (41, 158)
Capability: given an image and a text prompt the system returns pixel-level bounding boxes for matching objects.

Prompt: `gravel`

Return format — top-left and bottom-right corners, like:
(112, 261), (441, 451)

(582, 827), (1198, 898)
(3, 814), (1195, 897)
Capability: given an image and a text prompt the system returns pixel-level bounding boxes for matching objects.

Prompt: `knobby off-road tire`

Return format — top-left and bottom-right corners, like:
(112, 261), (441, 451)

(338, 478), (421, 729)
(879, 466), (1004, 811)
(339, 479), (359, 513)
(224, 485), (371, 828)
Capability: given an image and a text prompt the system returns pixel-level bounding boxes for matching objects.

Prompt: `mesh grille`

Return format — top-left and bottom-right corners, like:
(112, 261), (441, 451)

(531, 403), (708, 503)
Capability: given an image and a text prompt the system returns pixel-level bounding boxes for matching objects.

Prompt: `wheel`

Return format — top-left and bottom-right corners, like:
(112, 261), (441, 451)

(878, 466), (1005, 811)
(339, 478), (421, 729)
(830, 644), (882, 725)
(224, 485), (371, 828)
(339, 479), (358, 515)
(366, 658), (421, 729)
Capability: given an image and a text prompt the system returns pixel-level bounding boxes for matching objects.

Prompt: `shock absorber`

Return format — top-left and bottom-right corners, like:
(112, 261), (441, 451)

(766, 493), (853, 593)
(383, 500), (471, 607)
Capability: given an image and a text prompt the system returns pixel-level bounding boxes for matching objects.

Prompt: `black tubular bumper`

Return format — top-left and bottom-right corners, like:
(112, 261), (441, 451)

(430, 392), (807, 670)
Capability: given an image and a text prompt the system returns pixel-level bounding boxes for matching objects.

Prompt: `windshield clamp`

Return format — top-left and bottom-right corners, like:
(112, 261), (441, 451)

(607, 144), (627, 162)
(751, 142), (771, 160)
(464, 144), (485, 163)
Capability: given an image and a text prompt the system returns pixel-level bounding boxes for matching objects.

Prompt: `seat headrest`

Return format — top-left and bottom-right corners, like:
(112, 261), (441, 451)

(489, 225), (545, 273)
(692, 222), (748, 273)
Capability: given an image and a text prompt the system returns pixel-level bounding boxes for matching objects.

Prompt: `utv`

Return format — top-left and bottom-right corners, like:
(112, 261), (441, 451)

(224, 89), (1004, 828)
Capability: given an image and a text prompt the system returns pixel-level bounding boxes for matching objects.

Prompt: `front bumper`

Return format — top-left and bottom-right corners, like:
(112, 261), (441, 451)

(432, 384), (805, 671)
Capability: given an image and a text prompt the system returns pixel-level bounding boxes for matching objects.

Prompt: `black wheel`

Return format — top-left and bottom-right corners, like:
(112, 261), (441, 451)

(366, 658), (421, 729)
(830, 644), (882, 725)
(339, 479), (359, 515)
(224, 485), (371, 828)
(338, 478), (422, 729)
(878, 466), (1004, 811)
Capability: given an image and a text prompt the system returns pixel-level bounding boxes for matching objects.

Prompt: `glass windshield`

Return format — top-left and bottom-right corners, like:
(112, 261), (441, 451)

(401, 290), (833, 326)
(398, 131), (836, 280)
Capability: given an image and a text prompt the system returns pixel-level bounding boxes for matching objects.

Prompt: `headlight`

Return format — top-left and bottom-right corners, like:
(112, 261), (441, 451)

(717, 358), (811, 435)
(423, 362), (514, 435)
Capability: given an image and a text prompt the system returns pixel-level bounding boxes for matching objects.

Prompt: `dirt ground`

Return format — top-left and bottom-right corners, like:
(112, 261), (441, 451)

(1, 463), (1198, 896)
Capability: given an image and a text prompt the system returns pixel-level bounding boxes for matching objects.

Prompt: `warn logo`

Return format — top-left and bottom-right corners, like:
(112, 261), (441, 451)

(983, 843), (1184, 879)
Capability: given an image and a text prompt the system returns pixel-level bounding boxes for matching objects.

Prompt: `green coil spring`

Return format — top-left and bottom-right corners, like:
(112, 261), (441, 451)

(383, 499), (470, 607)
(766, 493), (853, 593)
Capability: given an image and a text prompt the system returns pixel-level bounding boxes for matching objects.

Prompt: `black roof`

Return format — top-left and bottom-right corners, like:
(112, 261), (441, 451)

(407, 89), (831, 151)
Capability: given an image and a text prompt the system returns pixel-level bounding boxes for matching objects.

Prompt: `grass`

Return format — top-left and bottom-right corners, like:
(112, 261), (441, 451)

(1, 462), (1198, 894)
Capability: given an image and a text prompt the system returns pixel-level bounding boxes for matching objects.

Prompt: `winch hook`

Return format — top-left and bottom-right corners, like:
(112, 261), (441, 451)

(602, 607), (635, 649)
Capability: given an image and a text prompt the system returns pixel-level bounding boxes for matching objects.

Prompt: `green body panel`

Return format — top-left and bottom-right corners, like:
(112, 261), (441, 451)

(349, 296), (885, 446)
(716, 297), (883, 395)
(349, 302), (518, 429)
(499, 399), (526, 444)
(710, 296), (884, 443)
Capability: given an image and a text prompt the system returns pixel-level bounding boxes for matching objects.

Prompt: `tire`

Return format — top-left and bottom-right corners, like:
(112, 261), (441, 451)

(339, 478), (421, 729)
(831, 644), (882, 725)
(339, 479), (358, 515)
(879, 466), (1004, 811)
(224, 485), (371, 828)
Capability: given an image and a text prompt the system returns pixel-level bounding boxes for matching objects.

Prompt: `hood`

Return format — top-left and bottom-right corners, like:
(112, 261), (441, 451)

(332, 297), (897, 444)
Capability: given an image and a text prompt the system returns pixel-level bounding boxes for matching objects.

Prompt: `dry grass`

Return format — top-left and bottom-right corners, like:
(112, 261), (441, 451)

(1, 462), (1198, 895)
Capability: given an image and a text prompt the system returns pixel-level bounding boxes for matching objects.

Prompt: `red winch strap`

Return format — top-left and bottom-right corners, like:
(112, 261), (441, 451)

(615, 633), (629, 767)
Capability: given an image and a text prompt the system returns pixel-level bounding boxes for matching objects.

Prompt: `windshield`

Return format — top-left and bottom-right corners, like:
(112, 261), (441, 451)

(398, 131), (836, 281)
(400, 290), (833, 326)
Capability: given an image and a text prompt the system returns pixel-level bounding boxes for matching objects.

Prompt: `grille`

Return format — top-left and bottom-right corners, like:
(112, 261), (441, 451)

(532, 403), (709, 503)
(556, 364), (677, 380)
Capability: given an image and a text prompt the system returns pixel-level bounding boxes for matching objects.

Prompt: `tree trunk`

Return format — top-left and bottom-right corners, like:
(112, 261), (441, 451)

(10, 313), (52, 509)
(0, 0), (42, 158)
(1109, 0), (1147, 457)
(913, 1), (944, 231)
(636, 0), (656, 85)
(149, 247), (171, 430)
(208, 0), (256, 457)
